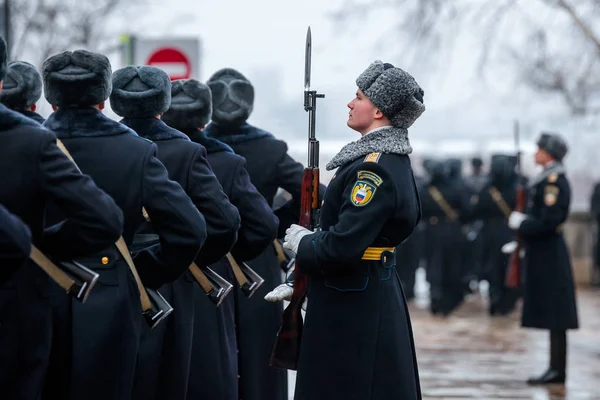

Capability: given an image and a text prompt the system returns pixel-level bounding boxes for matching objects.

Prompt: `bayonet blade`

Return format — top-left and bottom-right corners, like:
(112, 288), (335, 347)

(304, 26), (312, 91)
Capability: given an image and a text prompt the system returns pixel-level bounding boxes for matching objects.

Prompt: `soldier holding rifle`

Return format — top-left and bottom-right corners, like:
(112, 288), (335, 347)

(504, 132), (579, 385)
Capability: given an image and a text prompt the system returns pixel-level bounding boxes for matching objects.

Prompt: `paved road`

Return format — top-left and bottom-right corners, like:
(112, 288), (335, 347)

(288, 272), (600, 399)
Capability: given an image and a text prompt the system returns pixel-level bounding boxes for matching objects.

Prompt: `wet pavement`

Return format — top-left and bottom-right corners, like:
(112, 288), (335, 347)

(288, 271), (600, 399)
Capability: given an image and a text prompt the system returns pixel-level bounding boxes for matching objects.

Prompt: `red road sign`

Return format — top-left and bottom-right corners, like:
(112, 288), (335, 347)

(146, 47), (192, 81)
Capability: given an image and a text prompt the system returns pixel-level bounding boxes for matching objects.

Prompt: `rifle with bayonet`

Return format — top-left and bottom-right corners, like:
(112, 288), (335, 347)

(270, 26), (324, 370)
(506, 120), (524, 288)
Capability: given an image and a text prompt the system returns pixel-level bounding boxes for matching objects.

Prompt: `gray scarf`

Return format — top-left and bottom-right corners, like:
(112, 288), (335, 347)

(528, 162), (567, 188)
(326, 125), (412, 171)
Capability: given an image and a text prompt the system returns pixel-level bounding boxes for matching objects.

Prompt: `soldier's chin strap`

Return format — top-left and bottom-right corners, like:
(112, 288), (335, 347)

(55, 139), (153, 313)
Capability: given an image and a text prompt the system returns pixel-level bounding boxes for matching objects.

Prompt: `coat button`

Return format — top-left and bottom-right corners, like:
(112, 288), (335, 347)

(101, 257), (109, 265)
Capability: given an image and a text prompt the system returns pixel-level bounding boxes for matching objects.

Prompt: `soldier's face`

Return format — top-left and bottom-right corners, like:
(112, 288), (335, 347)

(347, 89), (380, 135)
(535, 148), (553, 165)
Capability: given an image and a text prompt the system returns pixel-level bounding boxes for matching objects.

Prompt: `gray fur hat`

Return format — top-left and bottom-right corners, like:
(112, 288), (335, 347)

(0, 37), (7, 81)
(42, 50), (112, 107)
(356, 60), (425, 129)
(110, 66), (171, 118)
(162, 79), (212, 130)
(206, 68), (254, 126)
(537, 132), (568, 161)
(0, 61), (42, 109)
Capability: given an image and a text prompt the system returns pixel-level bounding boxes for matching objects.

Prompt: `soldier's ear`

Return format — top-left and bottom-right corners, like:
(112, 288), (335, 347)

(52, 105), (58, 111)
(374, 108), (384, 120)
(30, 104), (36, 112)
(99, 102), (105, 111)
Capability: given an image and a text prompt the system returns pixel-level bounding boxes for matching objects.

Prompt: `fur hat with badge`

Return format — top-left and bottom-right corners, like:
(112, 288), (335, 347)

(0, 36), (7, 81)
(161, 79), (212, 130)
(537, 132), (568, 162)
(42, 49), (112, 107)
(110, 65), (171, 118)
(0, 61), (42, 110)
(356, 60), (425, 130)
(206, 68), (254, 127)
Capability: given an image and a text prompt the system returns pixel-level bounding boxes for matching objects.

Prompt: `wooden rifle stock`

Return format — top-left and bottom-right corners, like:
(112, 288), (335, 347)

(270, 168), (318, 370)
(506, 186), (525, 288)
(506, 119), (524, 289)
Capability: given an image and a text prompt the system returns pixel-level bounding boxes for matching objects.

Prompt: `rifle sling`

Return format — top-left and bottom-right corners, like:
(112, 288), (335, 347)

(56, 139), (153, 312)
(427, 186), (459, 222)
(273, 239), (286, 264)
(225, 252), (249, 286)
(488, 186), (512, 220)
(29, 245), (75, 292)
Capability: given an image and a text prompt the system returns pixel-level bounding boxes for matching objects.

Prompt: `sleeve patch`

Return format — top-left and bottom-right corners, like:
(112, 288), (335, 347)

(544, 185), (559, 206)
(351, 181), (377, 207)
(357, 170), (383, 187)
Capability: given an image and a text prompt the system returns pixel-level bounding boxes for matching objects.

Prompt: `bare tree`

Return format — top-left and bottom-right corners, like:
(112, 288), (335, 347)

(9, 0), (146, 66)
(329, 0), (600, 115)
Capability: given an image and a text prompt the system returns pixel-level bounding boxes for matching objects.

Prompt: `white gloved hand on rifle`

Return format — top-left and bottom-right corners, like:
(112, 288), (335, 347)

(264, 283), (294, 302)
(283, 224), (313, 254)
(508, 211), (527, 229)
(501, 241), (518, 254)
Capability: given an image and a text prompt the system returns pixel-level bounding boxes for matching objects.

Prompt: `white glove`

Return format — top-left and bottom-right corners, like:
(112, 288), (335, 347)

(501, 241), (517, 254)
(508, 211), (527, 229)
(264, 283), (294, 302)
(283, 224), (313, 254)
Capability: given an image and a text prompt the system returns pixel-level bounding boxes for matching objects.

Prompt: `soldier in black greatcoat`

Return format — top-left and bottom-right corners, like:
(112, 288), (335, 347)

(0, 60), (45, 123)
(473, 155), (519, 315)
(590, 181), (600, 280)
(420, 160), (470, 315)
(506, 132), (579, 385)
(0, 38), (125, 400)
(204, 68), (305, 400)
(0, 204), (32, 273)
(40, 50), (206, 400)
(110, 66), (241, 400)
(162, 79), (279, 400)
(281, 61), (425, 400)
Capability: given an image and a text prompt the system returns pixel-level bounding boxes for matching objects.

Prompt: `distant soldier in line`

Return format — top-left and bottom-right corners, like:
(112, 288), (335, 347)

(505, 132), (579, 385)
(110, 66), (241, 400)
(421, 160), (470, 315)
(0, 60), (45, 123)
(0, 37), (125, 400)
(162, 79), (279, 400)
(473, 155), (519, 315)
(204, 68), (305, 400)
(41, 50), (206, 400)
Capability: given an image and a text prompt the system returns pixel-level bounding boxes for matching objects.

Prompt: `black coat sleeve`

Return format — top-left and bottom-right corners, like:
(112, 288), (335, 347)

(275, 150), (305, 201)
(229, 158), (278, 261)
(296, 162), (395, 275)
(37, 132), (124, 259)
(0, 204), (32, 271)
(135, 146), (207, 288)
(188, 147), (241, 267)
(519, 176), (570, 238)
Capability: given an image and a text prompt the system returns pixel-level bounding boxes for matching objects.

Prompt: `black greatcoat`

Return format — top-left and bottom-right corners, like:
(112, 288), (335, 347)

(41, 107), (206, 400)
(184, 129), (279, 400)
(419, 179), (469, 309)
(121, 117), (240, 400)
(294, 152), (422, 400)
(205, 122), (304, 400)
(0, 204), (32, 272)
(472, 178), (518, 309)
(518, 165), (579, 330)
(0, 104), (123, 400)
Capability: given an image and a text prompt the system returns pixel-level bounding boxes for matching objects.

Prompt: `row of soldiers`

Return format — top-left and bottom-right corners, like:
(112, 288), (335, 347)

(397, 155), (524, 316)
(0, 38), (301, 400)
